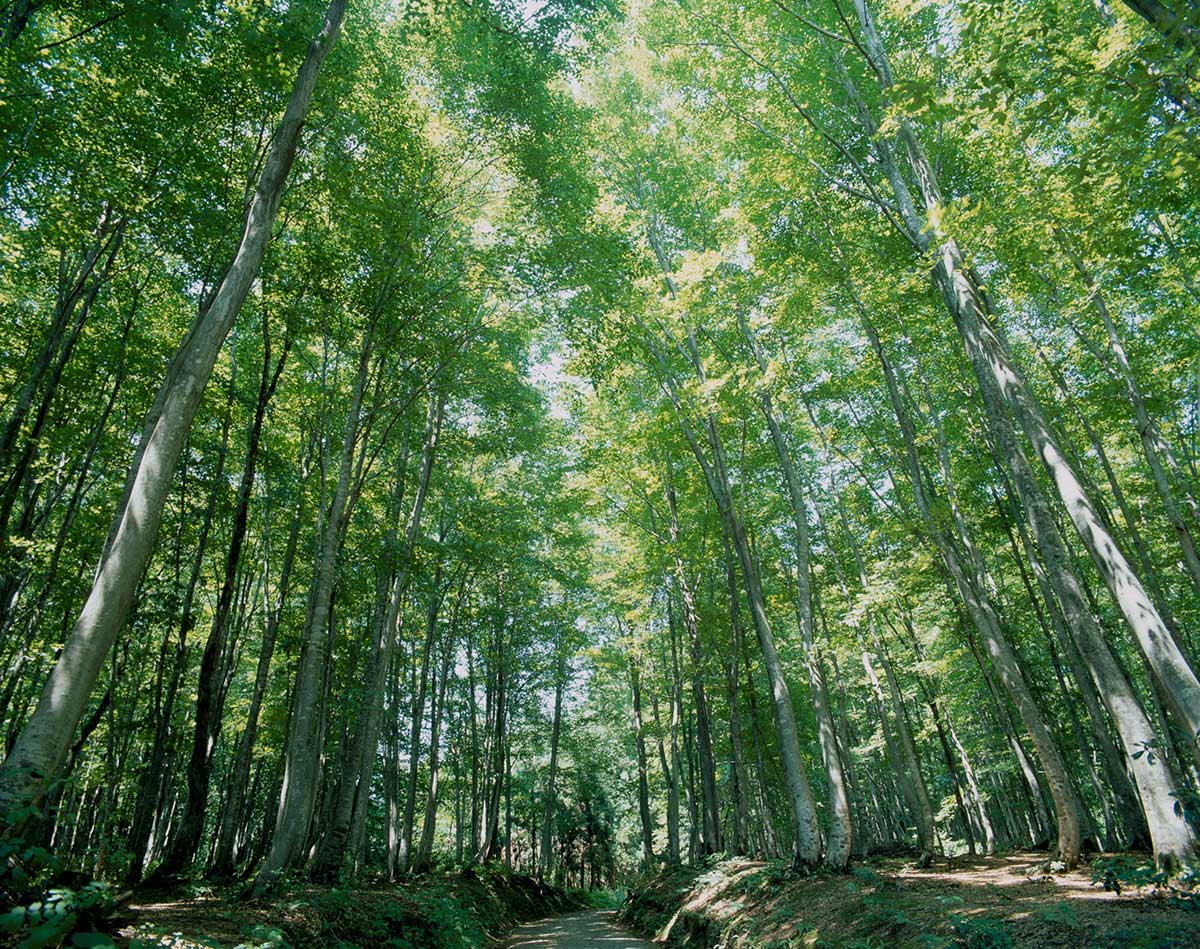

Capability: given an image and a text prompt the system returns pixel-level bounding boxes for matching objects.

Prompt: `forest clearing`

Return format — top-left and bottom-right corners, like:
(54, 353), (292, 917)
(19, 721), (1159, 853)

(2, 0), (1200, 946)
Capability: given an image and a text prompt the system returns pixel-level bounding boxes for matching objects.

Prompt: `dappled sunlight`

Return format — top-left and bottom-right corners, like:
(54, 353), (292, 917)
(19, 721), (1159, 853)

(507, 910), (656, 948)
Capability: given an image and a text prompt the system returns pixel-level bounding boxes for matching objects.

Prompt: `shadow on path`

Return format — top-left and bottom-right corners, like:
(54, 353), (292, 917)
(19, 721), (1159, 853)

(506, 909), (655, 948)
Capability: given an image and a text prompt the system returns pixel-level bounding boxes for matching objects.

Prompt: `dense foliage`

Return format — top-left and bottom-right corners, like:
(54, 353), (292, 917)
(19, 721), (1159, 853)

(1, 0), (1199, 941)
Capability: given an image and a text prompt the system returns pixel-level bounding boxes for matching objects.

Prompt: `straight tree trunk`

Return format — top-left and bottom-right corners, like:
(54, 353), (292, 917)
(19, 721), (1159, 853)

(538, 647), (567, 878)
(851, 0), (1200, 794)
(209, 440), (307, 878)
(723, 543), (751, 857)
(156, 327), (289, 878)
(649, 339), (820, 866)
(415, 630), (454, 872)
(739, 310), (852, 868)
(254, 317), (373, 894)
(629, 656), (655, 866)
(398, 563), (446, 873)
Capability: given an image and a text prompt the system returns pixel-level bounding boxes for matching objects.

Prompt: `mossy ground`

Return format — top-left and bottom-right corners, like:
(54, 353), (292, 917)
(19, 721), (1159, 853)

(620, 852), (1200, 948)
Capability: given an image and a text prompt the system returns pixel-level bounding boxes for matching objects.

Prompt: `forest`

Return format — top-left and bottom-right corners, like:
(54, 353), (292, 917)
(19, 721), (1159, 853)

(1, 0), (1199, 947)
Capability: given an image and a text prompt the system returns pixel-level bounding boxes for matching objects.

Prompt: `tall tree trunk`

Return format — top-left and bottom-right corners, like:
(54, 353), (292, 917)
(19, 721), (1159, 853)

(853, 0), (1200, 786)
(415, 630), (454, 872)
(538, 647), (567, 878)
(662, 465), (723, 856)
(1057, 234), (1200, 600)
(723, 543), (751, 857)
(156, 327), (289, 879)
(316, 393), (443, 880)
(398, 563), (446, 874)
(254, 317), (372, 894)
(209, 439), (307, 878)
(651, 343), (820, 867)
(629, 655), (655, 866)
(739, 310), (852, 869)
(0, 0), (348, 821)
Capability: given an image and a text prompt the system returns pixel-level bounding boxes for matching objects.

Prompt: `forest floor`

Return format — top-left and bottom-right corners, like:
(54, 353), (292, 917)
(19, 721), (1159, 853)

(621, 851), (1200, 947)
(114, 865), (580, 948)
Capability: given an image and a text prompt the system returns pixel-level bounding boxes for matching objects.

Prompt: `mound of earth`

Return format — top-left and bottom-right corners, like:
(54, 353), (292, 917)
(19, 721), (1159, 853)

(621, 852), (1200, 947)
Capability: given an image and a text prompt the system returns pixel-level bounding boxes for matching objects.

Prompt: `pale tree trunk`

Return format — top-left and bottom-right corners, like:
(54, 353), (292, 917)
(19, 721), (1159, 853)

(0, 0), (348, 820)
(642, 204), (820, 862)
(1057, 235), (1200, 600)
(829, 0), (1196, 866)
(993, 476), (1151, 850)
(316, 394), (442, 880)
(850, 0), (1200, 764)
(351, 414), (444, 877)
(312, 445), (410, 882)
(648, 329), (821, 866)
(739, 310), (852, 868)
(254, 318), (372, 894)
(126, 409), (230, 883)
(816, 227), (1080, 860)
(209, 439), (308, 878)
(538, 648), (567, 878)
(962, 291), (1197, 867)
(629, 657), (655, 866)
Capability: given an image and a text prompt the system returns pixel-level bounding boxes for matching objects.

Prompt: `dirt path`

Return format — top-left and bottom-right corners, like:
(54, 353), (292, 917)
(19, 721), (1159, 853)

(506, 909), (656, 948)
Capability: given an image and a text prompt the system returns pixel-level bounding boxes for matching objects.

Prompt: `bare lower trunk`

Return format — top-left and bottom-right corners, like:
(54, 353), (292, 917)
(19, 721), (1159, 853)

(254, 319), (371, 894)
(209, 449), (306, 878)
(538, 649), (566, 878)
(740, 311), (852, 868)
(630, 659), (655, 866)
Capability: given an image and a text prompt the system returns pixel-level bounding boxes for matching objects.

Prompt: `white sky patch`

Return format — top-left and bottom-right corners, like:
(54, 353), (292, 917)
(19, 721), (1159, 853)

(529, 347), (584, 422)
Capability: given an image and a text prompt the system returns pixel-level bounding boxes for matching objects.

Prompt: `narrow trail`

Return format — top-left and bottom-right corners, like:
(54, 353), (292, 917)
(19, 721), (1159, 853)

(506, 909), (655, 948)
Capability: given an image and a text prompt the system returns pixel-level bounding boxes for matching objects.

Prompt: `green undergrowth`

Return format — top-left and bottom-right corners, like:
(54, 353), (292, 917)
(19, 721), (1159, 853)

(619, 854), (1200, 948)
(122, 865), (580, 949)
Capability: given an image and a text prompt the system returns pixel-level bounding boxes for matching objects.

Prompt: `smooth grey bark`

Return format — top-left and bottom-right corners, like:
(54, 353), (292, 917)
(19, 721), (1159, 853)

(652, 336), (821, 866)
(128, 379), (236, 882)
(1057, 235), (1200, 600)
(801, 0), (1193, 866)
(629, 657), (655, 866)
(254, 317), (373, 894)
(0, 0), (348, 820)
(993, 476), (1151, 850)
(851, 0), (1200, 769)
(738, 310), (852, 869)
(315, 393), (442, 880)
(538, 647), (567, 877)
